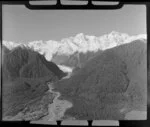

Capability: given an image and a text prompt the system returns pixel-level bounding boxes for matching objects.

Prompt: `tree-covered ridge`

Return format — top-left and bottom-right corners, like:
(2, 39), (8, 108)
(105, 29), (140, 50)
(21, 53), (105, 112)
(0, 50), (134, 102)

(53, 39), (147, 119)
(2, 46), (66, 119)
(2, 46), (66, 80)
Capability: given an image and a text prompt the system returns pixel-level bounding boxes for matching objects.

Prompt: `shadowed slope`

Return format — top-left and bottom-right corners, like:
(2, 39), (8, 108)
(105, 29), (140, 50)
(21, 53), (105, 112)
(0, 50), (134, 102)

(2, 46), (66, 118)
(53, 39), (147, 120)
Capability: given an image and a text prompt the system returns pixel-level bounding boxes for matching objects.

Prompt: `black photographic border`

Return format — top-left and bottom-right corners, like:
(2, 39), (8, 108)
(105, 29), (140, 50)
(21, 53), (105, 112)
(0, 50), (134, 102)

(0, 0), (149, 127)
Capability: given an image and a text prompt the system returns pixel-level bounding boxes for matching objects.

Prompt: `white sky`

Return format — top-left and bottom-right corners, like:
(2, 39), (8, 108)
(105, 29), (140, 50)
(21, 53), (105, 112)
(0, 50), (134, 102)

(2, 5), (146, 43)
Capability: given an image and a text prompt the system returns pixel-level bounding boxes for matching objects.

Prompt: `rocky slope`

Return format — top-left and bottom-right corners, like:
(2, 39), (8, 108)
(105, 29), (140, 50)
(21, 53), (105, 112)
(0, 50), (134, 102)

(3, 31), (147, 68)
(2, 31), (147, 120)
(2, 46), (66, 119)
(53, 39), (147, 120)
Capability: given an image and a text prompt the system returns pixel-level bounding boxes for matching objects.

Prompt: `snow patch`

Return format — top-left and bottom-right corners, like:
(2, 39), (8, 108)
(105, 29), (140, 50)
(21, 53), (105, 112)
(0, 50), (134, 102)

(58, 65), (73, 73)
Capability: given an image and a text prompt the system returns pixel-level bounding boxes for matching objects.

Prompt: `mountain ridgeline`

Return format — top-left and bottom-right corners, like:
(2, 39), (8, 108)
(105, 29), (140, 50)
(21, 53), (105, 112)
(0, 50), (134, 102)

(2, 46), (66, 118)
(52, 50), (103, 69)
(3, 46), (66, 80)
(2, 32), (147, 120)
(53, 39), (147, 119)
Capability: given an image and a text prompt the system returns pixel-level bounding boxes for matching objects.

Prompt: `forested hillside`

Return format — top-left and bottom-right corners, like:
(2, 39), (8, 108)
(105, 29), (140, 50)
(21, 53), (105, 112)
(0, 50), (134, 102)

(53, 39), (147, 119)
(2, 46), (66, 119)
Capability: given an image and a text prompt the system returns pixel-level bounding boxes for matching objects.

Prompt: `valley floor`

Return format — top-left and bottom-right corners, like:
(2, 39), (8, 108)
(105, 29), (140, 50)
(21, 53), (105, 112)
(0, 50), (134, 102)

(3, 72), (147, 121)
(42, 82), (75, 121)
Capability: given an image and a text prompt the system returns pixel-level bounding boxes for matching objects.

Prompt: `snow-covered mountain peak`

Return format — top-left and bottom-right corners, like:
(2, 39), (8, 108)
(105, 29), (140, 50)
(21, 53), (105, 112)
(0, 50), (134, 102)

(73, 33), (86, 43)
(75, 33), (85, 38)
(102, 31), (129, 40)
(2, 40), (22, 50)
(109, 31), (127, 36)
(2, 31), (147, 61)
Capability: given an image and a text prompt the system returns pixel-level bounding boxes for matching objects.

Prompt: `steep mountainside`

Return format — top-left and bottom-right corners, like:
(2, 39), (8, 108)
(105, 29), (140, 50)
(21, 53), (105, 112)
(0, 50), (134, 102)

(2, 32), (147, 120)
(2, 46), (11, 81)
(2, 46), (66, 80)
(4, 47), (29, 79)
(53, 39), (147, 119)
(52, 50), (103, 68)
(2, 46), (66, 118)
(3, 32), (147, 67)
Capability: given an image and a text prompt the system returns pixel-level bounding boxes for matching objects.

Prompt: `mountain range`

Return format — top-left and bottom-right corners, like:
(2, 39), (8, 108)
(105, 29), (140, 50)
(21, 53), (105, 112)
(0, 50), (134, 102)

(2, 31), (147, 120)
(53, 39), (147, 119)
(2, 45), (66, 118)
(3, 31), (146, 67)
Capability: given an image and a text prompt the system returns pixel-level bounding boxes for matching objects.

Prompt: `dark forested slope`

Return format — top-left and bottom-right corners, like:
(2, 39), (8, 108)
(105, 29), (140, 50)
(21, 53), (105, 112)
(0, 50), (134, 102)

(53, 39), (147, 119)
(2, 46), (66, 118)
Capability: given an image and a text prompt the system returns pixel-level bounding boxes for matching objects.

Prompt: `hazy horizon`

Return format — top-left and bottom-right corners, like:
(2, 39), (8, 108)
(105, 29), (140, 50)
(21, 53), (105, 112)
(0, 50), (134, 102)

(2, 5), (146, 43)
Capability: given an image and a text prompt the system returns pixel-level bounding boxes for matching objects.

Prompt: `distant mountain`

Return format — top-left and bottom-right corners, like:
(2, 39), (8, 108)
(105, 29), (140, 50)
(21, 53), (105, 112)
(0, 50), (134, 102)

(2, 46), (66, 118)
(51, 32), (146, 68)
(52, 50), (103, 69)
(3, 31), (147, 69)
(53, 39), (147, 120)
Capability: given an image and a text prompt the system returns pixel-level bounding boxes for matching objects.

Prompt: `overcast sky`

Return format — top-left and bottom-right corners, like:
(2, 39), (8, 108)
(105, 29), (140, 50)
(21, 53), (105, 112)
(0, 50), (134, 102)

(2, 4), (146, 43)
